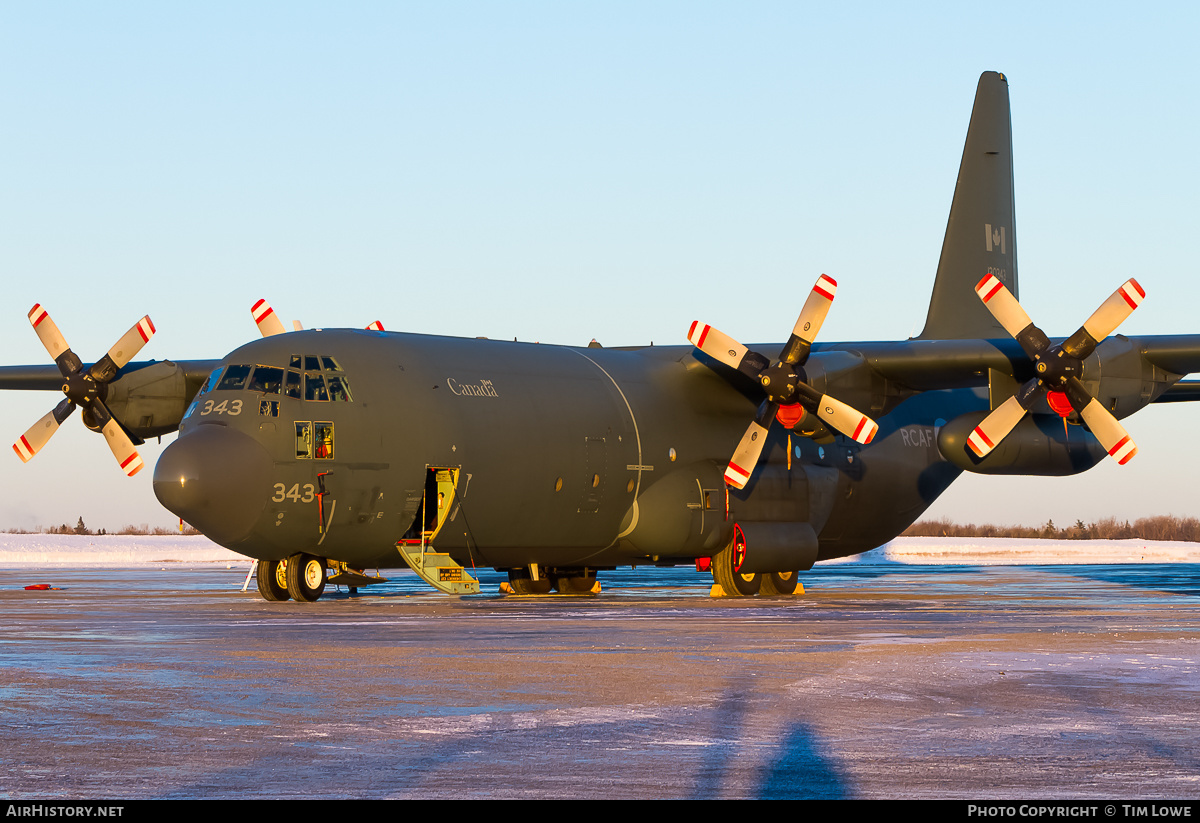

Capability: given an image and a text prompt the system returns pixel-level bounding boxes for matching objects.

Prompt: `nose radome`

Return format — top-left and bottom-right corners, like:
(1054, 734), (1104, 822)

(154, 424), (273, 546)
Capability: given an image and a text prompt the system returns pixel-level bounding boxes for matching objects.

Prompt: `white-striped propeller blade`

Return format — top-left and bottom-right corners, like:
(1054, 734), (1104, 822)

(966, 394), (1027, 459)
(13, 407), (69, 463)
(724, 419), (770, 490)
(251, 299), (286, 337)
(106, 316), (156, 370)
(1080, 278), (1145, 344)
(814, 394), (878, 445)
(101, 419), (144, 476)
(687, 321), (748, 371)
(791, 274), (837, 345)
(1077, 399), (1137, 465)
(27, 304), (71, 362)
(974, 275), (1033, 340)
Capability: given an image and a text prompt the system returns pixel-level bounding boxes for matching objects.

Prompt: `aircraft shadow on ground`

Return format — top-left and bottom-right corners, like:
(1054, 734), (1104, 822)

(692, 685), (853, 800)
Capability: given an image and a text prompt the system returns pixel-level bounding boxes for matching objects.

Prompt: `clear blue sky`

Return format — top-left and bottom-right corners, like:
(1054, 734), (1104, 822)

(2, 2), (1198, 531)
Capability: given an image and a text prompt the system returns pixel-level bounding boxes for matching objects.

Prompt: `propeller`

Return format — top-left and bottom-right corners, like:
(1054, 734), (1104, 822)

(12, 304), (154, 476)
(968, 275), (1143, 465)
(687, 274), (878, 489)
(251, 299), (384, 336)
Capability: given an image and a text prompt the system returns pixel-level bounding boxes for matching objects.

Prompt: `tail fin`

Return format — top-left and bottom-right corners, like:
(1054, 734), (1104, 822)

(918, 71), (1018, 340)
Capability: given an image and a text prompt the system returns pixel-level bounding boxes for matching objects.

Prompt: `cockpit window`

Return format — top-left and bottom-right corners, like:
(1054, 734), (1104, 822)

(327, 375), (353, 402)
(199, 366), (224, 396)
(211, 357), (349, 401)
(304, 373), (329, 402)
(216, 364), (252, 391)
(249, 366), (284, 395)
(184, 365), (225, 418)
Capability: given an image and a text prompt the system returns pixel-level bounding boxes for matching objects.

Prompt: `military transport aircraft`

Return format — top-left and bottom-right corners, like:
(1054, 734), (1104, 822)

(4, 72), (1200, 601)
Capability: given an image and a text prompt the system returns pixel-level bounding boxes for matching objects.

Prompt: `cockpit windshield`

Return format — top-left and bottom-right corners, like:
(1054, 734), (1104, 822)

(207, 355), (353, 402)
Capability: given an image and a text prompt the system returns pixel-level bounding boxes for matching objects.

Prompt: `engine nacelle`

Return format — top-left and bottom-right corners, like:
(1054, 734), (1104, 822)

(104, 361), (190, 440)
(937, 411), (1107, 475)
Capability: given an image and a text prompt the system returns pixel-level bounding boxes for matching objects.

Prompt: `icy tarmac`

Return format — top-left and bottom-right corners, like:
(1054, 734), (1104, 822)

(1, 538), (1198, 799)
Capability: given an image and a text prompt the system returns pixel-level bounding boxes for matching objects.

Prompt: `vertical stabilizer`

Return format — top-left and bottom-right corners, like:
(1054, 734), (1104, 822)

(918, 72), (1017, 340)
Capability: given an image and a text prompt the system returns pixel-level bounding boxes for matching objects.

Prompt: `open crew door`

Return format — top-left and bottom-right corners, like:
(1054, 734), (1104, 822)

(395, 467), (480, 595)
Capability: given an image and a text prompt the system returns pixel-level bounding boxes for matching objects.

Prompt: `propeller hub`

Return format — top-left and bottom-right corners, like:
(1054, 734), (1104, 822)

(759, 362), (799, 403)
(62, 372), (102, 406)
(1032, 347), (1081, 389)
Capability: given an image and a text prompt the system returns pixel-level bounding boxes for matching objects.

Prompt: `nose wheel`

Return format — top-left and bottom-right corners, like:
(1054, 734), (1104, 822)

(286, 553), (327, 602)
(256, 559), (290, 601)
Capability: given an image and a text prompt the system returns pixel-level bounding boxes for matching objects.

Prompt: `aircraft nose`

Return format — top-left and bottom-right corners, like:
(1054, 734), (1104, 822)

(154, 424), (273, 546)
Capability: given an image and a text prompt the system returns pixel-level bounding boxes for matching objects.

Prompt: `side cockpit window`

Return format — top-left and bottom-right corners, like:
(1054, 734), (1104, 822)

(184, 365), (225, 418)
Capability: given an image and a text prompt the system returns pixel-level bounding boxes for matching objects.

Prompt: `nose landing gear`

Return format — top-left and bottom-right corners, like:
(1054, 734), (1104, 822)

(254, 553), (327, 602)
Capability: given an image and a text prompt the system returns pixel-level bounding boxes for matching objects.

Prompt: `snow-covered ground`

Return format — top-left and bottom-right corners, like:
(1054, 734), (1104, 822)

(0, 532), (1197, 567)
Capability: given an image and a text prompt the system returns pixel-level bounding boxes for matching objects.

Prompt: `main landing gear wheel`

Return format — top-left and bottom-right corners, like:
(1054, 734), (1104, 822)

(551, 573), (598, 594)
(286, 553), (327, 602)
(761, 570), (801, 596)
(256, 559), (290, 601)
(711, 529), (761, 597)
(507, 569), (552, 595)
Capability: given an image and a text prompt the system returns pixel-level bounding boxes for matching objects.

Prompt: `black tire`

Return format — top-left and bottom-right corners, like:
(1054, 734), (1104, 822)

(286, 553), (326, 602)
(508, 569), (552, 595)
(551, 574), (598, 594)
(711, 527), (761, 596)
(760, 570), (801, 596)
(256, 559), (290, 601)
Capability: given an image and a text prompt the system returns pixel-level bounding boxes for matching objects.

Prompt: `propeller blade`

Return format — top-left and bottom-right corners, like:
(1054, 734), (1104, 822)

(100, 417), (145, 476)
(812, 394), (878, 445)
(292, 320), (304, 332)
(974, 275), (1050, 358)
(88, 315), (158, 382)
(366, 321), (385, 331)
(13, 399), (75, 463)
(1076, 399), (1137, 465)
(965, 394), (1028, 458)
(106, 316), (156, 369)
(792, 275), (837, 345)
(724, 402), (777, 489)
(27, 304), (83, 376)
(687, 321), (749, 371)
(251, 299), (286, 338)
(1063, 278), (1146, 360)
(27, 303), (70, 361)
(1060, 378), (1136, 465)
(779, 275), (838, 365)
